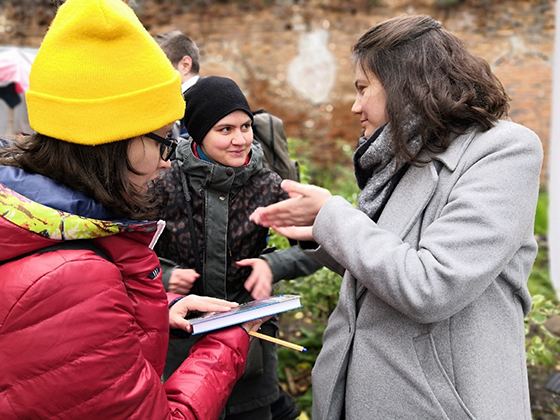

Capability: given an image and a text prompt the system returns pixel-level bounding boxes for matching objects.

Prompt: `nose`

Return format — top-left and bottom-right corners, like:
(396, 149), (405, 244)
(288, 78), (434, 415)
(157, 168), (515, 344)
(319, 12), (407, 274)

(231, 130), (247, 145)
(351, 96), (362, 115)
(159, 158), (172, 170)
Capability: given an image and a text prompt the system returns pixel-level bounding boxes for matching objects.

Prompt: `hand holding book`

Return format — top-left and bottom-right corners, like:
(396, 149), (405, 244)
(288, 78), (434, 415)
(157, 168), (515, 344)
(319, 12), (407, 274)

(186, 294), (302, 335)
(170, 295), (239, 333)
(185, 294), (305, 351)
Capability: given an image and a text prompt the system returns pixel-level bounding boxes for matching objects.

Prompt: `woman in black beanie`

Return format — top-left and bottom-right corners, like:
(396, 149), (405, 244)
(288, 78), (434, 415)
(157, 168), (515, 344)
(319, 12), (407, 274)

(153, 76), (319, 420)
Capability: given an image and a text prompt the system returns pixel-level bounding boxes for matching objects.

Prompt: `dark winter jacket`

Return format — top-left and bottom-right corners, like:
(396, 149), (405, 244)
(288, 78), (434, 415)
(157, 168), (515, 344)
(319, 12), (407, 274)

(153, 138), (319, 414)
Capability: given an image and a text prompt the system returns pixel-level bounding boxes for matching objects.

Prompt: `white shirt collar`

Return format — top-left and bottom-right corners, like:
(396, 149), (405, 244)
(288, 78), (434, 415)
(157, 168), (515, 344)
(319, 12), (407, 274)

(181, 75), (200, 94)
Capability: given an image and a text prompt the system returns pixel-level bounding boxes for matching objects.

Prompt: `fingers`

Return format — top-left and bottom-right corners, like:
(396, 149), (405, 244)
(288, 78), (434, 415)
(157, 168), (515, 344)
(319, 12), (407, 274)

(280, 179), (304, 195)
(242, 318), (263, 333)
(242, 316), (272, 333)
(169, 282), (194, 295)
(250, 199), (300, 227)
(184, 295), (239, 313)
(235, 258), (255, 267)
(273, 225), (314, 241)
(244, 275), (272, 300)
(243, 271), (257, 294)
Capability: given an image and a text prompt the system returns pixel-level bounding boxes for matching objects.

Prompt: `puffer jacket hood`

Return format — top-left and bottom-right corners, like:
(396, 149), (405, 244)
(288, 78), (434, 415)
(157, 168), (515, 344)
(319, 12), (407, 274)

(0, 165), (162, 261)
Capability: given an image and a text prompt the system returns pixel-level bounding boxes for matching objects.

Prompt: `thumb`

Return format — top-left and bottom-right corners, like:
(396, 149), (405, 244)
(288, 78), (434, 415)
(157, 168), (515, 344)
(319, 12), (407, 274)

(172, 315), (192, 333)
(235, 258), (255, 267)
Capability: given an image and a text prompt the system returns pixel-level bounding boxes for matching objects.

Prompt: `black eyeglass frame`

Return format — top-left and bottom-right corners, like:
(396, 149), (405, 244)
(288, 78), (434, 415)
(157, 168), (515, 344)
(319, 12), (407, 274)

(144, 131), (177, 161)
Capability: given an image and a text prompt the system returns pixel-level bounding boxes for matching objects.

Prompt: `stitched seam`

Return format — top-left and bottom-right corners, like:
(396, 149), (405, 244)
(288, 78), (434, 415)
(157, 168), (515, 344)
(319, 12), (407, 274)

(0, 254), (116, 330)
(4, 310), (134, 390)
(1, 273), (121, 337)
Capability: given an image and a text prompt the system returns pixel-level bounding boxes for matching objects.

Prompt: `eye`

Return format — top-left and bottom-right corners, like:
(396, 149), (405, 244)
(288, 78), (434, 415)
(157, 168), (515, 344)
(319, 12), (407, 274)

(241, 123), (252, 131)
(219, 126), (232, 134)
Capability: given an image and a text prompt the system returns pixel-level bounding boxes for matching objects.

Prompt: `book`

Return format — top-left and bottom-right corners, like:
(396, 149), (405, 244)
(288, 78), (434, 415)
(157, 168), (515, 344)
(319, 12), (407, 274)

(187, 294), (302, 335)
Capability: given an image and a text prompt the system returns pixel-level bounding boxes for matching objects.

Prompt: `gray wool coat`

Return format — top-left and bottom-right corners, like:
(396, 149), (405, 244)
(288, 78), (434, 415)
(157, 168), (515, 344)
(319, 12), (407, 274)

(306, 120), (543, 420)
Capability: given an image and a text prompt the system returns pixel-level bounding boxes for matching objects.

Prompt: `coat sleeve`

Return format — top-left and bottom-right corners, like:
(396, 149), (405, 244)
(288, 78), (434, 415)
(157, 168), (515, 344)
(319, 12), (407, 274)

(160, 256), (180, 291)
(164, 327), (250, 419)
(311, 126), (543, 324)
(260, 245), (324, 282)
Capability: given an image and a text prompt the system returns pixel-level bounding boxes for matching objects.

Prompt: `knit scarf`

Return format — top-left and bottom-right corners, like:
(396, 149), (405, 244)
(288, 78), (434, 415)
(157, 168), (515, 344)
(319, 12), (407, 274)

(353, 119), (422, 220)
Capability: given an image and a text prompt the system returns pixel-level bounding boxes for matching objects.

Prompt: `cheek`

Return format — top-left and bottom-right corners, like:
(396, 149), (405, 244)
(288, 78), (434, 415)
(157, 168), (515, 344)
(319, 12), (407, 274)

(127, 140), (145, 170)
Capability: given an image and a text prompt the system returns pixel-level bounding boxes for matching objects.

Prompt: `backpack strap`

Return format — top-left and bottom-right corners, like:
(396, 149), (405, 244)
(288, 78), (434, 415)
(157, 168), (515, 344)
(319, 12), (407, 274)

(266, 112), (276, 165)
(179, 169), (203, 277)
(0, 239), (111, 266)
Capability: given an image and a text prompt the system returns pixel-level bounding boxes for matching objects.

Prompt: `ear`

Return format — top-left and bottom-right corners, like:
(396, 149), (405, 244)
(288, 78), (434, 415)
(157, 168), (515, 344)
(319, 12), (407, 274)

(178, 56), (193, 76)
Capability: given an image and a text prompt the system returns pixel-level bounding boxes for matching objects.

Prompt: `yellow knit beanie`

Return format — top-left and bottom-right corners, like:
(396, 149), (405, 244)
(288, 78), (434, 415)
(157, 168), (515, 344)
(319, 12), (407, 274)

(26, 0), (184, 145)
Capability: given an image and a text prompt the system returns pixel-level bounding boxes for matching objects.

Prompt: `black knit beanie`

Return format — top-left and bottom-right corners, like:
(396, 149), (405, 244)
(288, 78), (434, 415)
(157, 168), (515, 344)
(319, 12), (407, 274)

(182, 76), (253, 144)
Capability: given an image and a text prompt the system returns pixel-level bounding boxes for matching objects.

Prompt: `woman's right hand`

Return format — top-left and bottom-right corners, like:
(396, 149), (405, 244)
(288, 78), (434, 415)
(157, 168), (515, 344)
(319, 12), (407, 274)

(170, 295), (238, 333)
(250, 179), (332, 228)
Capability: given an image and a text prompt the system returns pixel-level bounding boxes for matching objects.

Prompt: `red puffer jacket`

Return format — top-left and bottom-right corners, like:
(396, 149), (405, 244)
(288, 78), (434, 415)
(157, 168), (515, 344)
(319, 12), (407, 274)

(0, 168), (250, 420)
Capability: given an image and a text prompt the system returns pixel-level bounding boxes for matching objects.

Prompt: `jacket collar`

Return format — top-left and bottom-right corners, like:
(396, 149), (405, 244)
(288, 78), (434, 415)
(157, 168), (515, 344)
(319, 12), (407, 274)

(176, 136), (264, 196)
(431, 128), (477, 172)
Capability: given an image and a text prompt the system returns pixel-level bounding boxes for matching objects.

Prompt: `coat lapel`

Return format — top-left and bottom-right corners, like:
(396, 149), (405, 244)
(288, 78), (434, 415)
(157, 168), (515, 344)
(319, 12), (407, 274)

(355, 161), (439, 301)
(377, 161), (439, 238)
(354, 131), (476, 300)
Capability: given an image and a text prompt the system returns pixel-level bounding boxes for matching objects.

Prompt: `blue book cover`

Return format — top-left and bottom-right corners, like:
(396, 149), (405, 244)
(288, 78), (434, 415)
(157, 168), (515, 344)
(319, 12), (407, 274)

(188, 294), (302, 335)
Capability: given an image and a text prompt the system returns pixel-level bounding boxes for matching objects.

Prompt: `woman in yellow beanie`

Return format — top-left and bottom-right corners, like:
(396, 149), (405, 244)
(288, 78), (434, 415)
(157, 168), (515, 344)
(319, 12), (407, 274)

(0, 0), (264, 419)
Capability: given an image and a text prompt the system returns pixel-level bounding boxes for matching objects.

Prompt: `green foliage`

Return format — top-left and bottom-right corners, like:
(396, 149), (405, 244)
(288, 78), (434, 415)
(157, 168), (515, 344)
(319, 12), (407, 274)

(534, 189), (548, 236)
(275, 267), (342, 415)
(528, 190), (554, 300)
(525, 295), (560, 367)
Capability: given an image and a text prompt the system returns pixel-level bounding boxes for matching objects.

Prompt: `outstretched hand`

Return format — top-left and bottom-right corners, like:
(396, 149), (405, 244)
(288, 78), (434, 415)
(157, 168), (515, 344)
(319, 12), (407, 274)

(169, 295), (238, 333)
(250, 180), (332, 228)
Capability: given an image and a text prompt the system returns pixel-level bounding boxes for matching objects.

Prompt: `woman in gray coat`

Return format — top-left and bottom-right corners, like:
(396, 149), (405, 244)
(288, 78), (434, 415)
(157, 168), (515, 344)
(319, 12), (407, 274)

(251, 15), (543, 420)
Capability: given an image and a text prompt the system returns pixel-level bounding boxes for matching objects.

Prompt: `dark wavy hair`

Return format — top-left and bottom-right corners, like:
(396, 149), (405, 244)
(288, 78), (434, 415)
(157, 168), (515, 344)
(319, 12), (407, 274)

(353, 14), (510, 163)
(0, 134), (158, 220)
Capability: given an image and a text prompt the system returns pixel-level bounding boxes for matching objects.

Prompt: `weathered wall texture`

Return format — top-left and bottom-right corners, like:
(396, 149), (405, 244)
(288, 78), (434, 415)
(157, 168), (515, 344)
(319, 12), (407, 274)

(0, 0), (554, 181)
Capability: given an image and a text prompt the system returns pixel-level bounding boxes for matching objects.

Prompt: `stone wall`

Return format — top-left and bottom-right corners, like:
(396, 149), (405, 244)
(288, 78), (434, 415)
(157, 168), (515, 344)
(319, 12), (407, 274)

(143, 0), (556, 182)
(1, 0), (554, 182)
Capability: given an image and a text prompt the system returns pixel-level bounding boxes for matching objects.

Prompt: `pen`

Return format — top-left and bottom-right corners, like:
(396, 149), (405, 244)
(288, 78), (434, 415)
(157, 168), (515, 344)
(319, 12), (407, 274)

(248, 330), (307, 352)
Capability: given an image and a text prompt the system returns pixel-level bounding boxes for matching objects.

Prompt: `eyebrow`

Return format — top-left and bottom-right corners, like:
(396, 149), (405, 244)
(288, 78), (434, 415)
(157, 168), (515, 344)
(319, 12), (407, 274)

(354, 79), (366, 89)
(215, 118), (252, 129)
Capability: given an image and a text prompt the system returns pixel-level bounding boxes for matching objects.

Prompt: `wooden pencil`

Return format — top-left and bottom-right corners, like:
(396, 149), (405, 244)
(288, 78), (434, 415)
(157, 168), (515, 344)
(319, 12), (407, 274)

(248, 330), (307, 352)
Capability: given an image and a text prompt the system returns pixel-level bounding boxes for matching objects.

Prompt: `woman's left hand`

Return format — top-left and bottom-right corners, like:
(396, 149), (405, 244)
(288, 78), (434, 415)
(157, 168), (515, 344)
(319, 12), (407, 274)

(169, 295), (238, 332)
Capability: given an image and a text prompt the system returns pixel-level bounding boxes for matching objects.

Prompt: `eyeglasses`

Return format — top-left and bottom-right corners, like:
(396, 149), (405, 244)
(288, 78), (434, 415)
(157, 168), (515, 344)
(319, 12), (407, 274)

(144, 131), (177, 161)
